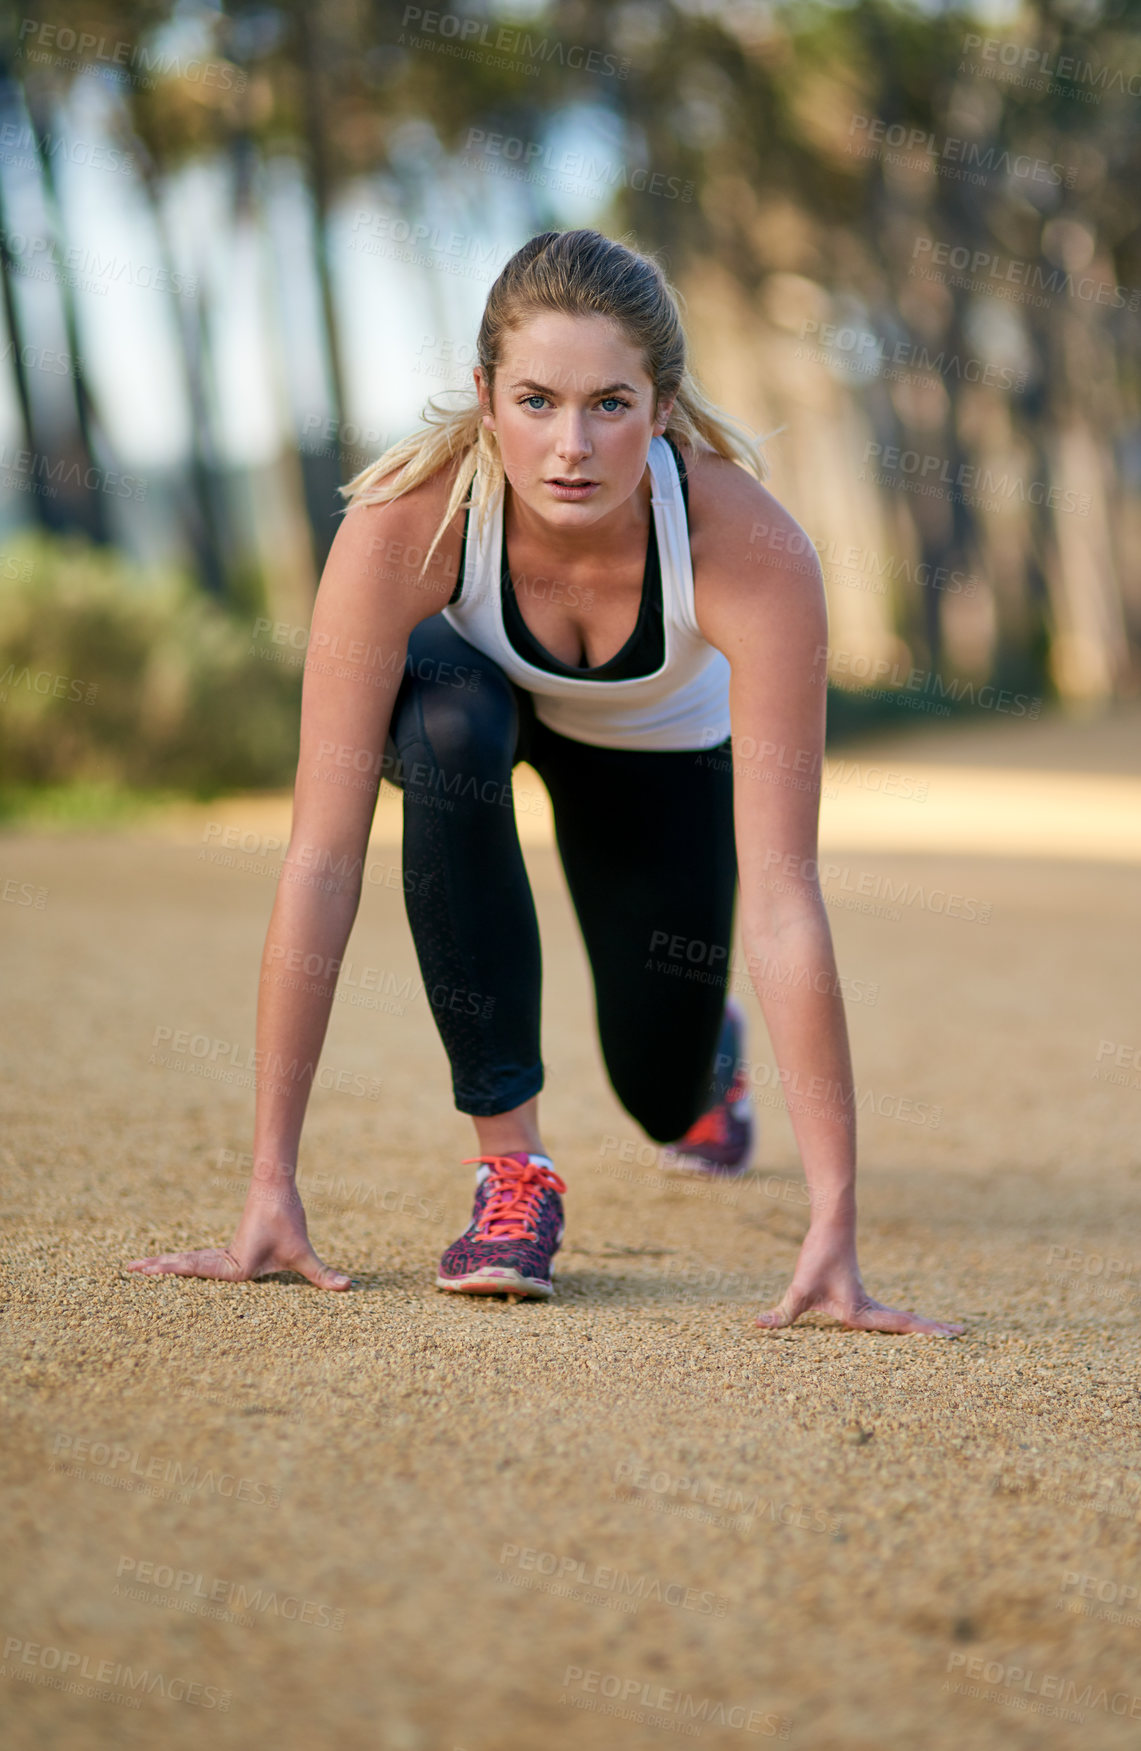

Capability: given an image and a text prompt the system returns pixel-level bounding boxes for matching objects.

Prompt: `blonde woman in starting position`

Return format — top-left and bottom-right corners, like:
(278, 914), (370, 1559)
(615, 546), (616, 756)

(131, 228), (961, 1339)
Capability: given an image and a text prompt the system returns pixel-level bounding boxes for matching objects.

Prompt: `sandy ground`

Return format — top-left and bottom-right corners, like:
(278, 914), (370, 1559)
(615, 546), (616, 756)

(3, 701), (1141, 1750)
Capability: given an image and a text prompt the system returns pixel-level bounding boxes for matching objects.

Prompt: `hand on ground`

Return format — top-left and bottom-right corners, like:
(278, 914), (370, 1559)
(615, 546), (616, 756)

(756, 1228), (963, 1337)
(756, 1280), (963, 1337)
(127, 1213), (350, 1290)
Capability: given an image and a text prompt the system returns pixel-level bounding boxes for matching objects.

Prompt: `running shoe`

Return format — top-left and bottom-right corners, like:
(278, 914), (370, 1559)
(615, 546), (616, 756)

(660, 997), (754, 1177)
(436, 1152), (567, 1298)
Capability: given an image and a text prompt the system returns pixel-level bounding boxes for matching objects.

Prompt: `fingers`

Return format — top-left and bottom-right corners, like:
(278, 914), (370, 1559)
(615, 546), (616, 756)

(294, 1252), (352, 1292)
(755, 1290), (804, 1331)
(754, 1290), (965, 1337)
(126, 1248), (243, 1281)
(847, 1299), (964, 1337)
(126, 1246), (351, 1291)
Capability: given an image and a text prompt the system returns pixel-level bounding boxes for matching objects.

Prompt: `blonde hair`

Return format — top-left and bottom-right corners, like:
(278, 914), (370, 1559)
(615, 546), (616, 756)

(338, 228), (769, 576)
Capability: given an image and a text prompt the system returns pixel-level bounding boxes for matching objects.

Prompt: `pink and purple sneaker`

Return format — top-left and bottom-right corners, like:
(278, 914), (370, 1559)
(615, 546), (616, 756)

(436, 1152), (567, 1298)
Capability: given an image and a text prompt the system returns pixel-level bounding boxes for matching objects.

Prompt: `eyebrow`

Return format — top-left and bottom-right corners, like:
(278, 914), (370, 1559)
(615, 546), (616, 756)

(509, 378), (641, 397)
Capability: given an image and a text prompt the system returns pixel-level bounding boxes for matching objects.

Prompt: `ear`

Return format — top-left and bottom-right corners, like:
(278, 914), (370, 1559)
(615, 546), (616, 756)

(473, 366), (496, 434)
(652, 394), (677, 436)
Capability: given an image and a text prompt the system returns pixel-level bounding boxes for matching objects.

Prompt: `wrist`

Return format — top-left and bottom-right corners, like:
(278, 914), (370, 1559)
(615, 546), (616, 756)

(243, 1155), (304, 1218)
(248, 1151), (298, 1185)
(244, 1181), (304, 1217)
(805, 1181), (856, 1232)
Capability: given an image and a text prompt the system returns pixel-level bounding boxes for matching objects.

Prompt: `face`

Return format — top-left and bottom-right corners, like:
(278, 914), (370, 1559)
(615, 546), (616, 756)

(473, 311), (675, 529)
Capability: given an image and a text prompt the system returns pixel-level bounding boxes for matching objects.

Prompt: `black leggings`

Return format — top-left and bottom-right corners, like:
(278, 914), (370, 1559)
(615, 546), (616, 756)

(383, 614), (738, 1142)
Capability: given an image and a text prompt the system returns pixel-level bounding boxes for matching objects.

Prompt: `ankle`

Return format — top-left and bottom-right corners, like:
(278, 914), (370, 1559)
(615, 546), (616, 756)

(471, 1129), (546, 1160)
(470, 1093), (545, 1162)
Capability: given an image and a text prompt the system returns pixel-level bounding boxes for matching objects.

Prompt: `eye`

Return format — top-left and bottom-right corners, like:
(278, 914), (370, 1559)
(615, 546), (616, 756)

(520, 394), (549, 411)
(598, 397), (629, 412)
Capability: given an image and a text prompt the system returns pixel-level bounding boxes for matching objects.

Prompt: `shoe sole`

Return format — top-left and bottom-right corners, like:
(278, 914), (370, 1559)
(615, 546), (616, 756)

(658, 1116), (755, 1179)
(435, 1267), (554, 1299)
(658, 1148), (753, 1180)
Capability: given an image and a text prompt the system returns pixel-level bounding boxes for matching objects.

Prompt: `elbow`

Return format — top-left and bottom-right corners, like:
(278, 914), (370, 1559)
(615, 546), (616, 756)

(280, 838), (367, 900)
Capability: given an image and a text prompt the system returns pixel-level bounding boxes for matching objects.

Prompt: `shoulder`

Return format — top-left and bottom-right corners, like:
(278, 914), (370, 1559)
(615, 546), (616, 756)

(672, 443), (825, 659)
(329, 452), (471, 606)
(677, 443), (815, 581)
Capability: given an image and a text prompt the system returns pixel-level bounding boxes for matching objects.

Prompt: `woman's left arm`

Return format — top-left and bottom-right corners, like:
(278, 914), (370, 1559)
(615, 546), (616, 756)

(691, 459), (962, 1337)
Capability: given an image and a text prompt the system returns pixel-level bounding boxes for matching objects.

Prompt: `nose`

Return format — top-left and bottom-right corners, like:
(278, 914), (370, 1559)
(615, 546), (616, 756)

(553, 413), (591, 467)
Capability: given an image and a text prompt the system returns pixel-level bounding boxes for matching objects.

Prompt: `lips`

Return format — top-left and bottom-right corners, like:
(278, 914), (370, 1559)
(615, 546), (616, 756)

(545, 477), (600, 502)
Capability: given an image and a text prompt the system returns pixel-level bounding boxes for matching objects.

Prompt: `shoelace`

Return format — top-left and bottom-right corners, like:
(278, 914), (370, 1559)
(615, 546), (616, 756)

(462, 1155), (568, 1240)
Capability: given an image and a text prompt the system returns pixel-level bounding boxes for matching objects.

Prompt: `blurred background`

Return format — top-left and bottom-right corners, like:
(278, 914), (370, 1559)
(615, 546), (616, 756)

(0, 0), (1138, 816)
(4, 15), (1141, 1743)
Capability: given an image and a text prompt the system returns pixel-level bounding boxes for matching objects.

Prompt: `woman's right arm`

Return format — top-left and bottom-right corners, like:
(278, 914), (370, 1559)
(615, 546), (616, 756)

(128, 470), (462, 1287)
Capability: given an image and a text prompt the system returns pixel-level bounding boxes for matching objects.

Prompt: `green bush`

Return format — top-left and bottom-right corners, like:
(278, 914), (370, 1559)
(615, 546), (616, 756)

(0, 533), (303, 799)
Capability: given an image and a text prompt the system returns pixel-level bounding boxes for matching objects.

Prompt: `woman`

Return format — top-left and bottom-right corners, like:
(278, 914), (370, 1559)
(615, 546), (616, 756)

(130, 229), (961, 1338)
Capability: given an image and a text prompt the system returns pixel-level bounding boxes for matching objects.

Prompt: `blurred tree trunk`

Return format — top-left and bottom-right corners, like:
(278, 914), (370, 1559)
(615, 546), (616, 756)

(0, 58), (53, 533)
(22, 76), (111, 545)
(293, 0), (348, 570)
(230, 103), (320, 620)
(130, 134), (230, 599)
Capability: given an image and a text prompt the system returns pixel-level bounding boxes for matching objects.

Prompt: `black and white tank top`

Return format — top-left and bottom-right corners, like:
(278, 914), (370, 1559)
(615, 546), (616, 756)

(442, 433), (731, 751)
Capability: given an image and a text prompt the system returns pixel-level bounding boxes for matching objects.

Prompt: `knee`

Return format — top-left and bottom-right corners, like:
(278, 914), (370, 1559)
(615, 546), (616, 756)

(393, 664), (516, 776)
(611, 1071), (704, 1146)
(640, 1100), (704, 1146)
(421, 685), (515, 775)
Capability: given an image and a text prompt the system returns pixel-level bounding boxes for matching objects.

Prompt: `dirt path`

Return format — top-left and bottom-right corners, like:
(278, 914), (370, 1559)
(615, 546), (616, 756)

(3, 704), (1141, 1750)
